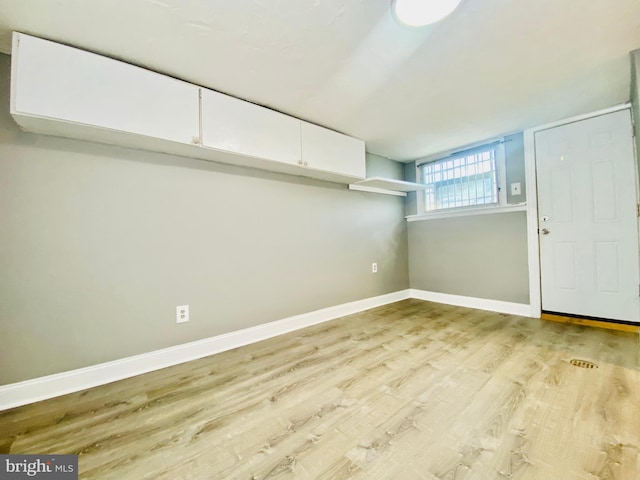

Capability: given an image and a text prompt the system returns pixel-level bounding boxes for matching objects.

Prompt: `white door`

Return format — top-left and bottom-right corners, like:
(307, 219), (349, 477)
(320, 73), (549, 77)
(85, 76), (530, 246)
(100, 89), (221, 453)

(535, 109), (639, 322)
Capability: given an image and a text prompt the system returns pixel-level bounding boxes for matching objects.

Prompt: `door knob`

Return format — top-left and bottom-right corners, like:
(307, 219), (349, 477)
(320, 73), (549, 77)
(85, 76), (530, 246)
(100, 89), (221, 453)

(541, 228), (550, 235)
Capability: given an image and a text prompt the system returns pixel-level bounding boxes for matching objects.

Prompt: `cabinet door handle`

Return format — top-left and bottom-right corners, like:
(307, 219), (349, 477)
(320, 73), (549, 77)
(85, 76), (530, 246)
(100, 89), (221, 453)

(192, 137), (200, 145)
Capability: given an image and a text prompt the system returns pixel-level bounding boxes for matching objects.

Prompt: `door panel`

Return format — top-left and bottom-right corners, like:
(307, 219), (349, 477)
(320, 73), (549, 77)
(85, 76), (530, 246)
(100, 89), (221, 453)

(550, 166), (574, 222)
(554, 243), (576, 290)
(595, 242), (619, 293)
(535, 110), (639, 322)
(592, 160), (617, 221)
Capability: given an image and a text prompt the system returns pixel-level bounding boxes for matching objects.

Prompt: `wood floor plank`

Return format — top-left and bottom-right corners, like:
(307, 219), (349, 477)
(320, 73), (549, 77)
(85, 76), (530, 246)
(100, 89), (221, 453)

(1, 299), (639, 479)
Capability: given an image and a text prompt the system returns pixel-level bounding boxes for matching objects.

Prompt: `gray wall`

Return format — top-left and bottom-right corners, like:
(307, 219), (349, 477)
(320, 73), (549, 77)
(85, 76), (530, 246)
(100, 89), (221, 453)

(365, 152), (404, 180)
(404, 162), (418, 217)
(0, 54), (409, 385)
(408, 212), (529, 304)
(631, 50), (640, 175)
(504, 132), (526, 204)
(404, 132), (530, 304)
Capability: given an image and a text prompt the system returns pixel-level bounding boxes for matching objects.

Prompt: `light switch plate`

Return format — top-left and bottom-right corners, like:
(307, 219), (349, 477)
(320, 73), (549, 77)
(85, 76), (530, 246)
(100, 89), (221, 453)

(510, 182), (522, 196)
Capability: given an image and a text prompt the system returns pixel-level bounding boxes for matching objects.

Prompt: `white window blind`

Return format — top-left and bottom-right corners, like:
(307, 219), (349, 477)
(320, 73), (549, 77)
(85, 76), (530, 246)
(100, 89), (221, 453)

(420, 146), (499, 212)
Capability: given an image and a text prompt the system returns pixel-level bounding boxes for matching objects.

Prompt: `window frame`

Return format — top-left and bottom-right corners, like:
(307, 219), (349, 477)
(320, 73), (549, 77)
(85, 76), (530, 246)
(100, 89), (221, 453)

(416, 140), (507, 215)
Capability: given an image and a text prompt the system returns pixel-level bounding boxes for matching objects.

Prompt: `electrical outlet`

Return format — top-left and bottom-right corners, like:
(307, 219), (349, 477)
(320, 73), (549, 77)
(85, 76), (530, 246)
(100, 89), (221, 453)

(176, 305), (189, 324)
(510, 182), (522, 196)
(372, 262), (378, 273)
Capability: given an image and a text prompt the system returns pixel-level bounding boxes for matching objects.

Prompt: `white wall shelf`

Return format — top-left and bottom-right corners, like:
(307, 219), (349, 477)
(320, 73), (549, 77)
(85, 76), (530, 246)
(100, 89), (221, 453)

(349, 177), (429, 196)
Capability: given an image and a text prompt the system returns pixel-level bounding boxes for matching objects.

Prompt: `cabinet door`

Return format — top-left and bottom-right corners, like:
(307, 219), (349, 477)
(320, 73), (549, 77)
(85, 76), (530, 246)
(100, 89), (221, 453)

(11, 33), (200, 145)
(201, 89), (301, 165)
(301, 122), (365, 179)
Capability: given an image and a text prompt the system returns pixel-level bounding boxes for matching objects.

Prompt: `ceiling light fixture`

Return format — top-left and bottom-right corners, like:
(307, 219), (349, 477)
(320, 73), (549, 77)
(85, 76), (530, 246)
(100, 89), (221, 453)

(392, 0), (463, 27)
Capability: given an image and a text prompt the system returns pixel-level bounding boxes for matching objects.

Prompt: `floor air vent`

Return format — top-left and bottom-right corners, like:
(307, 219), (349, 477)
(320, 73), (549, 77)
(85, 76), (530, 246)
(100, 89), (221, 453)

(570, 359), (598, 369)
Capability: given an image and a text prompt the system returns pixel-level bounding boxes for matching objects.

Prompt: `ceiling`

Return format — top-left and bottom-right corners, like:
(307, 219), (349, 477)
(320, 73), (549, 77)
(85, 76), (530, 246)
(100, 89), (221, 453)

(0, 0), (639, 162)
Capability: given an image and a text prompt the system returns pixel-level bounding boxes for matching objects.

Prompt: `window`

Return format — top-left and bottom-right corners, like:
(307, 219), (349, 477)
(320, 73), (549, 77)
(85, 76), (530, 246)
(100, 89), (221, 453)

(419, 142), (505, 213)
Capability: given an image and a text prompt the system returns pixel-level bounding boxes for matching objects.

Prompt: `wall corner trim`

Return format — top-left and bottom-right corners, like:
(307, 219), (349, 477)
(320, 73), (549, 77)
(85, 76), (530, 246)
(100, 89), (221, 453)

(409, 289), (531, 317)
(0, 290), (411, 411)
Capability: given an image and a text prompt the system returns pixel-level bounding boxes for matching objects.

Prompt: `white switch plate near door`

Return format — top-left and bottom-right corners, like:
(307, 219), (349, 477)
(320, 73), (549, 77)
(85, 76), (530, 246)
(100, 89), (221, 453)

(510, 182), (522, 196)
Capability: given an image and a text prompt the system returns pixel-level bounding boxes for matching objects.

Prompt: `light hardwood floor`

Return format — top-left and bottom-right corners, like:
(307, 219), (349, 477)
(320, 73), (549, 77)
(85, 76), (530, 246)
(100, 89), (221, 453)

(1, 299), (639, 479)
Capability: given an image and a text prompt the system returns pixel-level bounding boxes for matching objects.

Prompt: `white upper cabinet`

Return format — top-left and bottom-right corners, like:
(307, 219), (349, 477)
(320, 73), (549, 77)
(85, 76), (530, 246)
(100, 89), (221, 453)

(11, 33), (200, 145)
(10, 32), (366, 184)
(301, 122), (365, 179)
(200, 88), (301, 165)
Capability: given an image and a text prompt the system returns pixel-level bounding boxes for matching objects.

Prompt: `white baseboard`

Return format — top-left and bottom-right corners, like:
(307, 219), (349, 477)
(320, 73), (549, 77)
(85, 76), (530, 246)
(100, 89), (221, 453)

(409, 289), (531, 317)
(0, 290), (411, 411)
(0, 288), (532, 411)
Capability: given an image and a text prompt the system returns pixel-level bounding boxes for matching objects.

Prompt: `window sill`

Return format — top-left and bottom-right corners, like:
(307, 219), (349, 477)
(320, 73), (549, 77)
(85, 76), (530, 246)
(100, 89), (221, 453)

(405, 203), (527, 222)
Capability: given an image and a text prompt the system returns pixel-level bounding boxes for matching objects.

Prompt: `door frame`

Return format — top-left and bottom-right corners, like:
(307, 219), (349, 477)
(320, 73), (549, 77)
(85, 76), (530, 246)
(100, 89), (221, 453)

(523, 102), (637, 318)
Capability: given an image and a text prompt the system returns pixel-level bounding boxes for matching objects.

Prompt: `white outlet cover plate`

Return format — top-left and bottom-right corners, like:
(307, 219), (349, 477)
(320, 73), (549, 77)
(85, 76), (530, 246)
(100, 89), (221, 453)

(176, 305), (189, 323)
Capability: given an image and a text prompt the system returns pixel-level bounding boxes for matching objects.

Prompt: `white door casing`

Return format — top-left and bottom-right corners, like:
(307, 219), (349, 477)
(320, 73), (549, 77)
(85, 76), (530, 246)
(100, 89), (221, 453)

(535, 109), (639, 323)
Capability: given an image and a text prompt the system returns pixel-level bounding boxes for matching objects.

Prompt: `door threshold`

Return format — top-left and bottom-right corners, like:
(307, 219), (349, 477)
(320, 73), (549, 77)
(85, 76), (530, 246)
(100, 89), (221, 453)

(541, 312), (640, 333)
